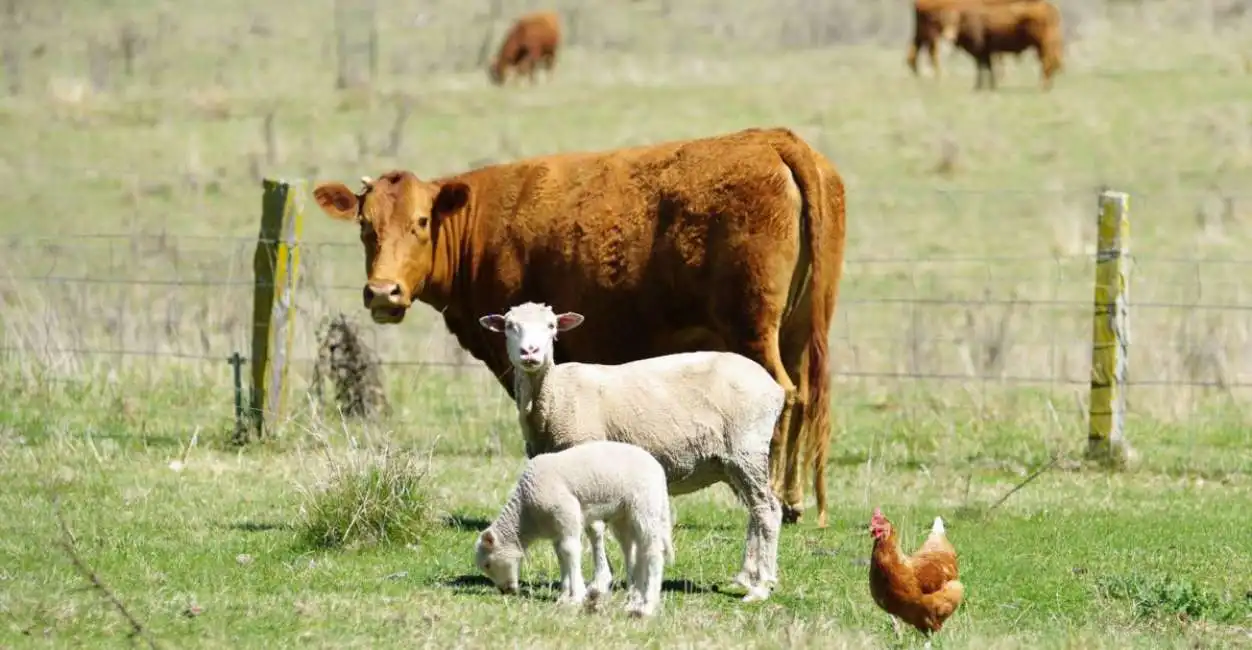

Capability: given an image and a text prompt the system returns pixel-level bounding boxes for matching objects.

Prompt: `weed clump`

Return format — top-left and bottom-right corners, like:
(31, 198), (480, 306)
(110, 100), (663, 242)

(296, 446), (439, 551)
(311, 312), (390, 421)
(1096, 572), (1250, 624)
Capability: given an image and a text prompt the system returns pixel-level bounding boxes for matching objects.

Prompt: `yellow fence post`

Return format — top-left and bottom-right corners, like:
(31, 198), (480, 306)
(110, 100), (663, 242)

(245, 178), (305, 442)
(1087, 189), (1134, 467)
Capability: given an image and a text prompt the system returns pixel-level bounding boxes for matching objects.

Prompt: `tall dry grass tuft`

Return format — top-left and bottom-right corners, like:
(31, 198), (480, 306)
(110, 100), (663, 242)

(295, 433), (441, 551)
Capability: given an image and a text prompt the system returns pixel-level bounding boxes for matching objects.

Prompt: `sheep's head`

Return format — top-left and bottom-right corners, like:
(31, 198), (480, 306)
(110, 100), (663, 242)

(475, 528), (523, 594)
(478, 302), (584, 374)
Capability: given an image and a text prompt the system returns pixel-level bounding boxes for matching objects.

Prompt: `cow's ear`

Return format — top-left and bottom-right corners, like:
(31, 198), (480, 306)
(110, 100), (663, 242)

(432, 182), (470, 221)
(313, 182), (360, 221)
(479, 314), (507, 333)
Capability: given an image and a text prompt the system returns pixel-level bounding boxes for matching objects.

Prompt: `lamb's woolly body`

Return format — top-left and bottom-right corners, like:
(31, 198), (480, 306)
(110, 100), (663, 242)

(478, 440), (675, 616)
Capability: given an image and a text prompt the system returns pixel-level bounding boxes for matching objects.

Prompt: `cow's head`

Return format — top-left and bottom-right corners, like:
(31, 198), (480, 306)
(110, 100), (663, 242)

(487, 59), (505, 85)
(312, 171), (470, 324)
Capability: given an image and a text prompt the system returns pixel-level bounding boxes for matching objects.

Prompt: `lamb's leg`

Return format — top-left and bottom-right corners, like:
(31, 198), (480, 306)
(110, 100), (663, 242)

(554, 535), (587, 606)
(585, 520), (613, 597)
(627, 531), (665, 618)
(609, 519), (640, 609)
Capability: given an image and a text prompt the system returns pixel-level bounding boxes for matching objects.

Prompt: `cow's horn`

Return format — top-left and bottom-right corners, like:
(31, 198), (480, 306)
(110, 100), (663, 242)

(360, 175), (374, 189)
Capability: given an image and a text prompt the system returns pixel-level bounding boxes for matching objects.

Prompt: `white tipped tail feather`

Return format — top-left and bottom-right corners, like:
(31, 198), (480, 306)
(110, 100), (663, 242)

(932, 516), (946, 536)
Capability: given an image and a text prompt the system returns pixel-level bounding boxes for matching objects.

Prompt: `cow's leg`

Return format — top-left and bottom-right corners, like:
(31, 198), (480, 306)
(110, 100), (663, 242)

(726, 316), (799, 521)
(1038, 46), (1057, 91)
(974, 53), (993, 90)
(777, 307), (816, 526)
(907, 38), (922, 76)
(927, 40), (941, 79)
(517, 55), (537, 85)
(541, 50), (557, 82)
(781, 349), (811, 525)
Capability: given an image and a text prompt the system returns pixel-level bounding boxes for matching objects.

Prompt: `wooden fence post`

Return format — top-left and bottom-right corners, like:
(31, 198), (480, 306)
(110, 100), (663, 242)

(1087, 189), (1134, 467)
(248, 178), (305, 440)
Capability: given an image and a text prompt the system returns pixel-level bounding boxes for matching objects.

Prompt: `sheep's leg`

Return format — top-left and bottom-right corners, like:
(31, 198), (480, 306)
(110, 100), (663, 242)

(732, 507), (760, 591)
(554, 535), (587, 606)
(585, 520), (613, 597)
(726, 458), (781, 602)
(758, 492), (783, 591)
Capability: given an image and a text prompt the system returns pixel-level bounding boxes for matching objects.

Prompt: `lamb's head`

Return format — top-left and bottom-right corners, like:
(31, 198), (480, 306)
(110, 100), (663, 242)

(478, 302), (584, 374)
(474, 528), (524, 594)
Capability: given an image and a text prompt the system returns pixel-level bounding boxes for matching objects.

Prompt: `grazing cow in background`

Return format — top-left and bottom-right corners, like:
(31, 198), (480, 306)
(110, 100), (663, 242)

(950, 0), (1064, 90)
(907, 0), (1042, 80)
(489, 11), (562, 86)
(311, 127), (848, 528)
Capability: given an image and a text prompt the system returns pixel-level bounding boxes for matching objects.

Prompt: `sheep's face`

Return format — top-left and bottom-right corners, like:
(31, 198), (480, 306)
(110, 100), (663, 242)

(478, 302), (585, 374)
(475, 528), (523, 594)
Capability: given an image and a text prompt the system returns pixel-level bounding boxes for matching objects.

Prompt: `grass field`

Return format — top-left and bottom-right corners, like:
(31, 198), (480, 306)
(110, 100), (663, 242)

(2, 0), (1252, 647)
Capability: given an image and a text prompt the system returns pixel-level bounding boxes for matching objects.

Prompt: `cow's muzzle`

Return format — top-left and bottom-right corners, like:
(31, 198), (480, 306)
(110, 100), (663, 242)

(363, 281), (410, 324)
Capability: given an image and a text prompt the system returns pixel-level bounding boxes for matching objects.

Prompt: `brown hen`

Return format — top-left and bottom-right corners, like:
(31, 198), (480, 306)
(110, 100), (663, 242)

(868, 507), (965, 642)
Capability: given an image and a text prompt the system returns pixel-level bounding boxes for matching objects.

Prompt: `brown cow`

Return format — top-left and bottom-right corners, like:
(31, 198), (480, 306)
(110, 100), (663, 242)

(488, 11), (561, 86)
(312, 127), (847, 528)
(907, 0), (1041, 80)
(951, 0), (1063, 90)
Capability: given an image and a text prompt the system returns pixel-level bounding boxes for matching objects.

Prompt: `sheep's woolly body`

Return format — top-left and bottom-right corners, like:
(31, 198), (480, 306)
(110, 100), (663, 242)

(480, 440), (675, 616)
(517, 351), (785, 496)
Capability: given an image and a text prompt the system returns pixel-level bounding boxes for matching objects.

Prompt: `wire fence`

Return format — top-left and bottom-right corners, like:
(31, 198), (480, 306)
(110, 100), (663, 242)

(3, 186), (1252, 428)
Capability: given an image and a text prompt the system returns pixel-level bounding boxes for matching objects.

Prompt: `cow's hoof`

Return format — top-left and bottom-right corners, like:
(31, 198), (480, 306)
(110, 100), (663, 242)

(781, 505), (803, 525)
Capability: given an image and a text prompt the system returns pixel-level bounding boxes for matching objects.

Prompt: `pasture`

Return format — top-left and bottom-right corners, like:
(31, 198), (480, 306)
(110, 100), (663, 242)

(2, 0), (1252, 647)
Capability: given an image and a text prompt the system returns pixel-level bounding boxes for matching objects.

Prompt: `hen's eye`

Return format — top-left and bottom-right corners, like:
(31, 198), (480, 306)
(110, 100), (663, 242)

(416, 216), (429, 229)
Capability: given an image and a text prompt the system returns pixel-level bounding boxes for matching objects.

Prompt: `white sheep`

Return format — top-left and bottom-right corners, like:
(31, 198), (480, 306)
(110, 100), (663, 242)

(474, 439), (676, 617)
(478, 302), (786, 602)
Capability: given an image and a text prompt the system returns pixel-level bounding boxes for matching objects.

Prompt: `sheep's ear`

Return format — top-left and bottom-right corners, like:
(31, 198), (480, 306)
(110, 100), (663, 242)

(479, 529), (495, 549)
(555, 312), (584, 332)
(479, 315), (507, 332)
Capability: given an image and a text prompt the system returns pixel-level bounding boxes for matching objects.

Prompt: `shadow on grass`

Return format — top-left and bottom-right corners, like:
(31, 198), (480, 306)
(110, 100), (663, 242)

(224, 520), (292, 533)
(443, 574), (736, 600)
(442, 514), (493, 532)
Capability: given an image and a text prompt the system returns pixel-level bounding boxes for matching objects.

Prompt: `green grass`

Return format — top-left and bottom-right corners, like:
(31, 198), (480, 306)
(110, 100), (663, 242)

(2, 0), (1252, 647)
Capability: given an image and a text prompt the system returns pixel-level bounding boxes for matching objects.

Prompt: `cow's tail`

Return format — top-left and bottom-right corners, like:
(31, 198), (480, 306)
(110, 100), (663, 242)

(774, 129), (846, 528)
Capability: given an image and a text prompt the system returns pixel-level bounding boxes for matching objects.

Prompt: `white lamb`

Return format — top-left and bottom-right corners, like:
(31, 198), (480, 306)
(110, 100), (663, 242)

(478, 302), (786, 602)
(474, 439), (676, 617)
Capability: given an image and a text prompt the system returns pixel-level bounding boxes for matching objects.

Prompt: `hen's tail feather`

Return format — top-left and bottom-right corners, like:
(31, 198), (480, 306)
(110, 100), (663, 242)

(932, 516), (946, 535)
(919, 579), (966, 622)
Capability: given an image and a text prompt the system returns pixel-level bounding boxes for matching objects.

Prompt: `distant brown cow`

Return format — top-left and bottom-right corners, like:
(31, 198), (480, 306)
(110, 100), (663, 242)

(907, 0), (1041, 80)
(489, 11), (561, 86)
(950, 0), (1063, 90)
(312, 127), (848, 528)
